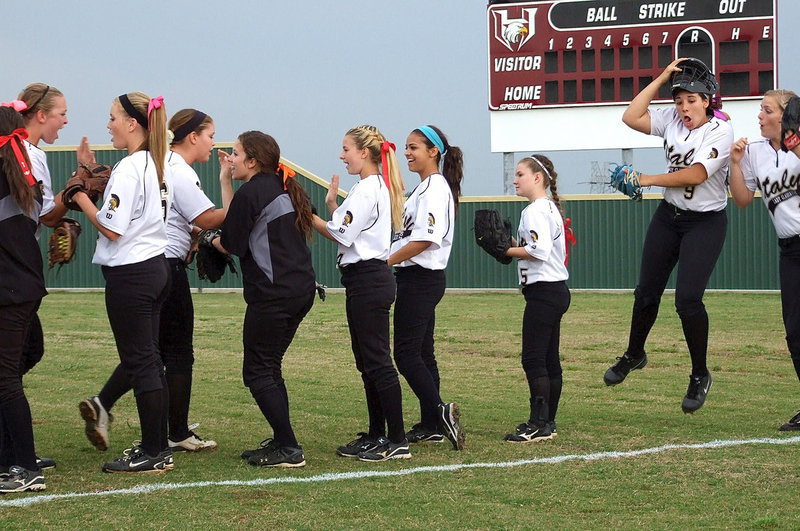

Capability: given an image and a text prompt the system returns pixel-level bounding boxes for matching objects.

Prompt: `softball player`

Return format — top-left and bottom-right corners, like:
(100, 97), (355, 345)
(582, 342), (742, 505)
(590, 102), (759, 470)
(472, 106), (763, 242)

(388, 125), (465, 450)
(73, 92), (174, 473)
(729, 89), (800, 430)
(0, 106), (47, 493)
(312, 125), (409, 462)
(79, 109), (231, 454)
(603, 58), (733, 414)
(503, 155), (570, 442)
(217, 131), (315, 468)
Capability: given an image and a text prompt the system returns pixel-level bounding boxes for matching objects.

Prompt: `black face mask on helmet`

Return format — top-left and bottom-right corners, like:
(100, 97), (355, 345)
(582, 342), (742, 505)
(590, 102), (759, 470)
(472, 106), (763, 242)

(670, 58), (719, 99)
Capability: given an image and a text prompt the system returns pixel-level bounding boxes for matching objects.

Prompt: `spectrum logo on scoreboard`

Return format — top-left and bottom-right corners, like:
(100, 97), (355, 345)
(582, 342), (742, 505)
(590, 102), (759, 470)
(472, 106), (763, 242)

(487, 0), (776, 111)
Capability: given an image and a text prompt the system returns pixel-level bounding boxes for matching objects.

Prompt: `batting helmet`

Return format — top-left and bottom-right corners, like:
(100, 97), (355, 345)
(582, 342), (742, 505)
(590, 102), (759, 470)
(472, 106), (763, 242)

(670, 58), (719, 97)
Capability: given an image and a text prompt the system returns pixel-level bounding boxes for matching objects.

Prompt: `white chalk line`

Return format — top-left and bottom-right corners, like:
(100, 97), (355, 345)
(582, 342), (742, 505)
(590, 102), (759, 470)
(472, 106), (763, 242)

(2, 435), (798, 508)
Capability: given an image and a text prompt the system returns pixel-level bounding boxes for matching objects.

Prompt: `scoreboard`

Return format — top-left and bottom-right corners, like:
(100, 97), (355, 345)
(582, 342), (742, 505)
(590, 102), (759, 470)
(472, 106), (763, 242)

(487, 0), (777, 152)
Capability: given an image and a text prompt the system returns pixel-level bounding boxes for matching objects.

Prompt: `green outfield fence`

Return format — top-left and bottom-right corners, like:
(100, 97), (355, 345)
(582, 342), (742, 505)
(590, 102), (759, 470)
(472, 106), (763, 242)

(40, 145), (780, 290)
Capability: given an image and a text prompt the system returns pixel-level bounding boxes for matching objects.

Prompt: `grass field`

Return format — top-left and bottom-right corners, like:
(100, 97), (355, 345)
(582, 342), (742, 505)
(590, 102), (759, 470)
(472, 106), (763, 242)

(1, 291), (799, 528)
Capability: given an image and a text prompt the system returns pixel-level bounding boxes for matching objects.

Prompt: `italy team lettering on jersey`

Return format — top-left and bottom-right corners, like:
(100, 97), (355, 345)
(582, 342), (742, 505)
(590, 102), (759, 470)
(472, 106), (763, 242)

(164, 151), (214, 259)
(326, 174), (390, 266)
(92, 150), (168, 267)
(391, 173), (454, 270)
(516, 197), (568, 286)
(650, 107), (733, 212)
(740, 139), (800, 239)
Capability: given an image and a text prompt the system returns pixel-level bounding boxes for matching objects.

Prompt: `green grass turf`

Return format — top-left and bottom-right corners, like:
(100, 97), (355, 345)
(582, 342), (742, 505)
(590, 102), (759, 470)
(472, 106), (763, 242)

(1, 291), (798, 528)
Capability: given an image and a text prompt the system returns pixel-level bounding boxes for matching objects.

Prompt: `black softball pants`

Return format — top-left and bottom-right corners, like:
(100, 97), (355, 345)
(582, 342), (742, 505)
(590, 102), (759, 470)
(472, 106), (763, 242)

(521, 281), (570, 424)
(341, 259), (406, 443)
(102, 254), (170, 456)
(243, 291), (314, 448)
(0, 300), (40, 471)
(626, 201), (727, 377)
(779, 235), (800, 382)
(393, 266), (446, 431)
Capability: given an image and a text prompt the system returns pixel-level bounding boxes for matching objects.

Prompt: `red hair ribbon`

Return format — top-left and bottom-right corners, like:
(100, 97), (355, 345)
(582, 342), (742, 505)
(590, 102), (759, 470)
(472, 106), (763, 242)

(1, 100), (28, 112)
(0, 128), (35, 186)
(563, 217), (577, 266)
(380, 140), (395, 189)
(278, 163), (296, 190)
(147, 95), (164, 122)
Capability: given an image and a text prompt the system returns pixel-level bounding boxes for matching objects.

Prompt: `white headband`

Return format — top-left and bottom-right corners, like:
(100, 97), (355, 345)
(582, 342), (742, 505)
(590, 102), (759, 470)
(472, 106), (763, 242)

(530, 156), (552, 181)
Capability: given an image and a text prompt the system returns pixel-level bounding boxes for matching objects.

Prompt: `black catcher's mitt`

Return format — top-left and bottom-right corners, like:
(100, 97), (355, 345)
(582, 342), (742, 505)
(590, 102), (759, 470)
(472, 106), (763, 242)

(196, 229), (237, 282)
(781, 96), (800, 152)
(474, 209), (513, 265)
(62, 163), (112, 211)
(48, 217), (81, 270)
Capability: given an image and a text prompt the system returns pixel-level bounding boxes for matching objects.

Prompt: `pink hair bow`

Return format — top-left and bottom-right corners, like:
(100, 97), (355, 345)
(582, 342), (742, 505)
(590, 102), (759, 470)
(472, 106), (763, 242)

(147, 95), (164, 119)
(1, 100), (28, 112)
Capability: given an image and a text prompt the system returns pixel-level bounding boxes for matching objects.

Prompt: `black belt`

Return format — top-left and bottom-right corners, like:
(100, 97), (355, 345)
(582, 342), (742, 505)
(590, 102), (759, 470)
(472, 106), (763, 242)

(338, 258), (387, 273)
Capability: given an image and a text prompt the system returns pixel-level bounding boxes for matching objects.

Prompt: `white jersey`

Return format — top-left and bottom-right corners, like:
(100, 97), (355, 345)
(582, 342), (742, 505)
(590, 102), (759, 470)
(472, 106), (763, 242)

(326, 174), (391, 266)
(25, 141), (55, 217)
(391, 173), (454, 270)
(164, 151), (215, 259)
(650, 107), (733, 212)
(92, 150), (168, 267)
(517, 197), (568, 285)
(740, 138), (800, 239)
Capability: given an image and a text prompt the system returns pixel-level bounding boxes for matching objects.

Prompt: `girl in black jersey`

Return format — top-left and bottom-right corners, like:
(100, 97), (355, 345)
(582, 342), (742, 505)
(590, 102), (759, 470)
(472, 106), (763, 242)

(388, 125), (465, 450)
(0, 107), (47, 492)
(312, 125), (409, 462)
(73, 92), (174, 473)
(216, 131), (316, 468)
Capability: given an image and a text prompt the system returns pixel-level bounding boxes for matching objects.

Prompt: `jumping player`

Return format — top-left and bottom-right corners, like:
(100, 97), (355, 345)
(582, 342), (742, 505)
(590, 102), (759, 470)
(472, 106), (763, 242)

(603, 58), (733, 413)
(0, 106), (48, 493)
(502, 155), (570, 442)
(73, 92), (174, 473)
(217, 131), (316, 468)
(312, 125), (409, 462)
(388, 125), (465, 450)
(729, 90), (800, 430)
(79, 108), (231, 454)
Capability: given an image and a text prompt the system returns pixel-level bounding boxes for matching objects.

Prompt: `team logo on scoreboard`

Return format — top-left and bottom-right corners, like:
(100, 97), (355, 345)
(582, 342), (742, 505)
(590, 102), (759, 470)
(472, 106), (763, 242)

(492, 7), (537, 52)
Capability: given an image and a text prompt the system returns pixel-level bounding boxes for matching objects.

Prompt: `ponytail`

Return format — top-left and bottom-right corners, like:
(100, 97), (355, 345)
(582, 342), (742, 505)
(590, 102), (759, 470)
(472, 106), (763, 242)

(117, 92), (168, 184)
(414, 125), (463, 213)
(0, 107), (36, 215)
(279, 163), (314, 239)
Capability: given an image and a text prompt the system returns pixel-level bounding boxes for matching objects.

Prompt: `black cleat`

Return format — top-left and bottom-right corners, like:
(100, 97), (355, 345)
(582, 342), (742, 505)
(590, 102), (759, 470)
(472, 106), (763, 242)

(357, 437), (411, 462)
(248, 445), (306, 468)
(779, 411), (800, 431)
(438, 402), (465, 450)
(504, 422), (553, 443)
(241, 438), (279, 460)
(604, 353), (648, 386)
(102, 444), (173, 474)
(405, 423), (445, 444)
(336, 433), (381, 458)
(36, 456), (56, 470)
(0, 466), (45, 493)
(681, 373), (712, 414)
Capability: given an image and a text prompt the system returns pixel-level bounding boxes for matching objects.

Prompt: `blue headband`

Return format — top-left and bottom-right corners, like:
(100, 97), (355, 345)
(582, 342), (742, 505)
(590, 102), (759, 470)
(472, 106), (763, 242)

(417, 125), (447, 155)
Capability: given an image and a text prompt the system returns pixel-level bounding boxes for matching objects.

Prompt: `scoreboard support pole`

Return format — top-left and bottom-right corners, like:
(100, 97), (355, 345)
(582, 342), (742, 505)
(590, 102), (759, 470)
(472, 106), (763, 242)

(503, 152), (515, 195)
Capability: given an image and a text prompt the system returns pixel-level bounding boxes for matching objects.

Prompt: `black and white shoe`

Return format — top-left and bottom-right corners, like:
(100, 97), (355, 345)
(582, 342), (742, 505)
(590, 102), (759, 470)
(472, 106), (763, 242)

(604, 352), (647, 386)
(779, 410), (800, 431)
(248, 445), (306, 468)
(79, 395), (113, 451)
(504, 422), (553, 443)
(336, 432), (381, 458)
(357, 437), (411, 462)
(547, 421), (558, 438)
(169, 424), (218, 452)
(0, 466), (45, 493)
(681, 373), (712, 414)
(241, 438), (280, 460)
(102, 444), (173, 473)
(36, 456), (56, 470)
(438, 403), (465, 450)
(405, 423), (445, 444)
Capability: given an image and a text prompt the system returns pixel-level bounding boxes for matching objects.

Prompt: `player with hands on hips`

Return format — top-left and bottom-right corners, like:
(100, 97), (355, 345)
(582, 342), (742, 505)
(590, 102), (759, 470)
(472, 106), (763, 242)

(603, 57), (733, 414)
(0, 106), (48, 493)
(215, 131), (316, 468)
(72, 92), (174, 473)
(729, 90), (800, 431)
(501, 155), (570, 442)
(387, 125), (465, 450)
(78, 109), (232, 455)
(312, 125), (410, 462)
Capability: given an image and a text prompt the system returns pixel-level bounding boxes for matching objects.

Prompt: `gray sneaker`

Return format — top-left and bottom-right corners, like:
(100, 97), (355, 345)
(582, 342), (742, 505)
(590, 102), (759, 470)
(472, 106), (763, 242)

(604, 353), (648, 386)
(79, 396), (113, 451)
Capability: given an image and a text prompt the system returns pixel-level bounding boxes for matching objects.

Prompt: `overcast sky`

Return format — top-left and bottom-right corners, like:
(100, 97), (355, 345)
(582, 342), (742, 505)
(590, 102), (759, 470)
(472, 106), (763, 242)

(2, 1), (797, 195)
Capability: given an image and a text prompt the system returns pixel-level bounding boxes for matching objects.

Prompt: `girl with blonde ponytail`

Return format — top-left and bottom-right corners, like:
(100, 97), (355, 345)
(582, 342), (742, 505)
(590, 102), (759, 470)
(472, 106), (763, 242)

(312, 124), (410, 462)
(72, 92), (173, 474)
(502, 154), (570, 443)
(387, 125), (465, 451)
